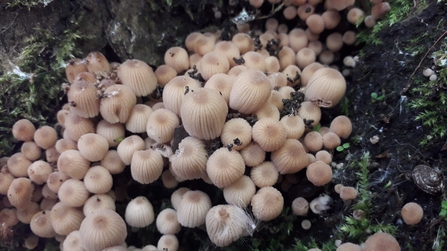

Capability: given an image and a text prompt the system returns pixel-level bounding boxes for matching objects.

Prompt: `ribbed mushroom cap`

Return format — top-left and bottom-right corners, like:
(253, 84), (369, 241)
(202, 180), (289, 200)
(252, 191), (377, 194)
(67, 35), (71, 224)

(34, 126), (58, 150)
(306, 160), (333, 186)
(329, 115), (352, 139)
(84, 166), (113, 194)
(339, 186), (358, 201)
(177, 190), (212, 227)
(181, 88), (228, 140)
(288, 28), (308, 53)
(42, 183), (58, 200)
(326, 32), (344, 52)
(164, 46), (189, 73)
(7, 177), (34, 210)
(85, 52), (111, 73)
(125, 196), (155, 228)
(280, 115), (306, 139)
(21, 141), (42, 161)
(322, 131), (341, 150)
(336, 242), (361, 251)
(101, 150), (126, 174)
(401, 202), (424, 225)
(161, 169), (179, 189)
(256, 102), (280, 120)
(157, 234), (179, 251)
(163, 76), (201, 116)
(50, 201), (84, 235)
(58, 150), (90, 179)
(75, 71), (96, 84)
(297, 101), (321, 126)
(12, 119), (36, 141)
(304, 131), (323, 153)
(185, 32), (204, 52)
(206, 147), (245, 188)
(198, 51), (230, 81)
(24, 234), (40, 250)
(155, 64), (177, 86)
(363, 232), (400, 251)
(204, 73), (235, 104)
(213, 41), (240, 68)
(221, 118), (252, 151)
(100, 84), (137, 124)
(28, 160), (53, 185)
(271, 139), (309, 174)
(131, 149), (164, 184)
(96, 119), (125, 148)
(30, 210), (56, 238)
(240, 142), (266, 167)
(65, 58), (88, 84)
(63, 230), (84, 251)
(206, 204), (250, 247)
(305, 68), (346, 108)
(169, 187), (190, 211)
(83, 194), (116, 216)
(324, 0), (355, 11)
(229, 69), (271, 114)
(58, 179), (90, 207)
(156, 208), (181, 234)
(223, 175), (256, 208)
(282, 65), (302, 87)
(7, 152), (31, 177)
(64, 112), (95, 141)
(117, 59), (157, 97)
(194, 36), (216, 56)
(68, 79), (100, 118)
(292, 197), (309, 216)
(170, 136), (208, 180)
(0, 168), (15, 195)
(117, 135), (145, 165)
(296, 48), (316, 69)
(315, 150), (332, 164)
(0, 208), (19, 227)
(79, 209), (127, 251)
(55, 138), (77, 154)
(40, 198), (58, 211)
(252, 118), (287, 152)
(321, 9), (341, 29)
(250, 161), (279, 188)
(146, 108), (179, 143)
(232, 33), (255, 54)
(242, 51), (266, 72)
(251, 186), (284, 221)
(77, 133), (109, 162)
(125, 104), (153, 133)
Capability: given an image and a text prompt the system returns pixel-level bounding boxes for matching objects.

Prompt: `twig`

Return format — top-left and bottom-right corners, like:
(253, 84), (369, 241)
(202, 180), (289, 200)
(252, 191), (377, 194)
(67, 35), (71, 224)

(401, 30), (447, 95)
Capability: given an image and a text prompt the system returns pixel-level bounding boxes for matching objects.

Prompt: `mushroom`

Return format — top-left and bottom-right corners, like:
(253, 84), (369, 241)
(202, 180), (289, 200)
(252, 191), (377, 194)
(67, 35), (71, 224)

(157, 234), (179, 251)
(101, 150), (126, 175)
(401, 202), (424, 225)
(306, 161), (333, 186)
(198, 51), (230, 81)
(156, 208), (181, 234)
(363, 232), (400, 251)
(329, 115), (352, 139)
(7, 177), (34, 210)
(58, 179), (89, 207)
(96, 119), (125, 148)
(164, 47), (189, 73)
(50, 201), (84, 235)
(67, 79), (100, 118)
(250, 161), (279, 188)
(117, 59), (157, 97)
(125, 196), (155, 228)
(206, 147), (245, 188)
(65, 58), (88, 84)
(271, 139), (309, 174)
(100, 84), (137, 124)
(309, 194), (332, 214)
(170, 136), (208, 180)
(130, 149), (164, 184)
(62, 230), (84, 251)
(83, 194), (116, 216)
(85, 51), (111, 73)
(34, 126), (58, 150)
(336, 242), (361, 251)
(57, 150), (90, 179)
(223, 175), (256, 208)
(30, 210), (56, 238)
(176, 190), (212, 228)
(292, 197), (309, 216)
(251, 186), (284, 221)
(84, 166), (113, 194)
(125, 104), (153, 133)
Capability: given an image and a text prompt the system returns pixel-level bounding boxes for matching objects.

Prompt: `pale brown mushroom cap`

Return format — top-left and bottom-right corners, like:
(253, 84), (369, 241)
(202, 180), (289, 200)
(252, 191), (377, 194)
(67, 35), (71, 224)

(117, 59), (157, 97)
(336, 242), (361, 251)
(251, 186), (284, 221)
(177, 190), (212, 227)
(79, 209), (127, 251)
(34, 126), (58, 150)
(330, 115), (352, 139)
(146, 108), (179, 144)
(171, 187), (191, 210)
(223, 175), (256, 208)
(57, 149), (90, 180)
(96, 119), (125, 148)
(305, 68), (346, 108)
(77, 133), (109, 162)
(125, 196), (155, 228)
(30, 210), (56, 238)
(100, 84), (137, 124)
(0, 208), (19, 227)
(12, 119), (36, 142)
(83, 194), (116, 216)
(339, 186), (358, 201)
(63, 230), (84, 251)
(181, 88), (228, 140)
(50, 201), (84, 235)
(7, 177), (34, 210)
(64, 112), (95, 141)
(221, 118), (252, 151)
(271, 139), (308, 174)
(28, 160), (53, 185)
(251, 161), (279, 188)
(156, 208), (181, 235)
(117, 135), (145, 165)
(164, 46), (190, 73)
(21, 141), (42, 161)
(170, 136), (208, 180)
(401, 202), (424, 225)
(84, 166), (113, 194)
(306, 161), (333, 186)
(65, 58), (88, 84)
(67, 79), (100, 118)
(363, 232), (400, 251)
(157, 234), (179, 251)
(7, 152), (32, 177)
(206, 147), (245, 188)
(58, 179), (89, 207)
(252, 118), (287, 152)
(198, 51), (230, 81)
(0, 168), (15, 195)
(131, 149), (164, 184)
(85, 52), (111, 73)
(292, 197), (309, 216)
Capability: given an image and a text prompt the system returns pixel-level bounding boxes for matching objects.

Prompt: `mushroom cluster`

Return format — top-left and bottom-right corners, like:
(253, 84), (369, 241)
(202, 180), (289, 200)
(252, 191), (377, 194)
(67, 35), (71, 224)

(0, 0), (400, 250)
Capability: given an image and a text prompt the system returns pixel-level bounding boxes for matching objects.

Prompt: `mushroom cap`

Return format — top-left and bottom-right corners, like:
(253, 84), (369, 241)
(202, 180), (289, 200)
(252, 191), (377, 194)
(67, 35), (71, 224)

(250, 161), (279, 188)
(57, 150), (90, 179)
(271, 139), (309, 174)
(363, 232), (400, 251)
(21, 141), (42, 161)
(223, 175), (256, 208)
(401, 202), (424, 225)
(240, 142), (266, 167)
(171, 187), (191, 210)
(79, 209), (127, 251)
(63, 230), (84, 251)
(170, 136), (208, 180)
(83, 194), (116, 216)
(50, 201), (84, 235)
(329, 115), (352, 139)
(164, 46), (189, 73)
(125, 104), (153, 133)
(67, 79), (100, 118)
(85, 52), (110, 73)
(77, 133), (109, 162)
(156, 208), (181, 235)
(58, 179), (89, 207)
(157, 234), (179, 251)
(146, 108), (179, 143)
(0, 208), (19, 227)
(321, 10), (341, 29)
(12, 119), (36, 142)
(251, 186), (284, 221)
(96, 119), (126, 148)
(0, 168), (15, 195)
(177, 190), (212, 227)
(229, 69), (272, 114)
(280, 115), (306, 139)
(204, 73), (235, 104)
(100, 84), (137, 124)
(34, 126), (58, 150)
(297, 101), (321, 126)
(125, 196), (155, 228)
(252, 118), (287, 152)
(28, 160), (53, 185)
(155, 64), (177, 86)
(198, 51), (230, 81)
(54, 138), (77, 154)
(306, 161), (333, 186)
(65, 58), (88, 84)
(305, 68), (346, 108)
(7, 177), (34, 210)
(205, 204), (250, 247)
(64, 112), (95, 141)
(131, 149), (164, 184)
(117, 59), (157, 97)
(322, 131), (341, 150)
(84, 166), (113, 194)
(221, 118), (252, 151)
(7, 152), (32, 177)
(339, 186), (358, 201)
(101, 150), (126, 174)
(304, 131), (323, 153)
(292, 197), (309, 216)
(181, 88), (228, 140)
(163, 75), (201, 116)
(326, 32), (344, 52)
(206, 147), (245, 188)
(336, 242), (361, 251)
(117, 135), (145, 165)
(30, 210), (56, 238)
(214, 41), (240, 68)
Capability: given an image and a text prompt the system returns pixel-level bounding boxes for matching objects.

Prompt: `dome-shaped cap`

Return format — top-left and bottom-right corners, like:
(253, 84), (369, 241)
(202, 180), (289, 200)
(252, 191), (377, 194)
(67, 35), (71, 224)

(117, 59), (157, 97)
(125, 196), (155, 228)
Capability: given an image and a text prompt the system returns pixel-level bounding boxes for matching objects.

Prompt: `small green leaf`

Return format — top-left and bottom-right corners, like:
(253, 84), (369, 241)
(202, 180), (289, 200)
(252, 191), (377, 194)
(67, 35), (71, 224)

(371, 92), (378, 99)
(342, 142), (350, 148)
(336, 146), (344, 152)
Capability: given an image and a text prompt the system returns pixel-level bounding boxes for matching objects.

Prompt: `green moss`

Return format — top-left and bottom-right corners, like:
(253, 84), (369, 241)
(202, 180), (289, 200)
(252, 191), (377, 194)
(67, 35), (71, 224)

(339, 152), (397, 239)
(6, 0), (53, 10)
(0, 14), (89, 157)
